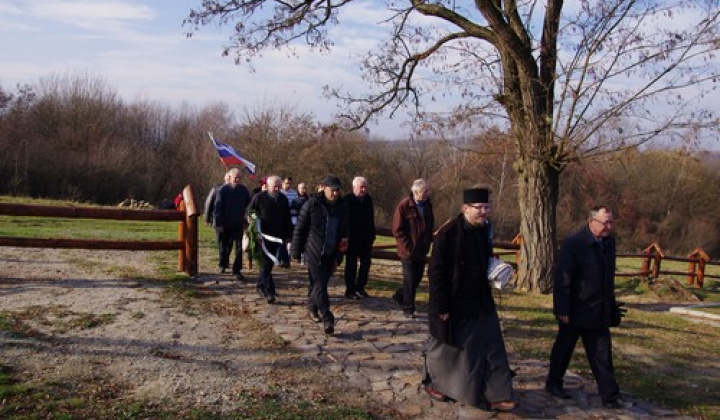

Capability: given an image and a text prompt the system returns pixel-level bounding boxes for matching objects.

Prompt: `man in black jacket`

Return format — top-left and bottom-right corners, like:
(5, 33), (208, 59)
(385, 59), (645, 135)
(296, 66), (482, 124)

(247, 175), (293, 303)
(292, 175), (348, 334)
(546, 206), (625, 409)
(212, 168), (251, 280)
(343, 176), (376, 299)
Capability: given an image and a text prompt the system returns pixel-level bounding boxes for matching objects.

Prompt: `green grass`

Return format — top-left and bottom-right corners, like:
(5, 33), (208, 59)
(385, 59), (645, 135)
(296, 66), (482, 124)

(0, 215), (181, 241)
(497, 275), (720, 420)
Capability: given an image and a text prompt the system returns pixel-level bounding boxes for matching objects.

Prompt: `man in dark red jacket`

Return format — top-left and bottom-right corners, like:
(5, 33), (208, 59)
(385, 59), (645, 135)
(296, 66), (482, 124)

(391, 178), (434, 318)
(546, 206), (626, 409)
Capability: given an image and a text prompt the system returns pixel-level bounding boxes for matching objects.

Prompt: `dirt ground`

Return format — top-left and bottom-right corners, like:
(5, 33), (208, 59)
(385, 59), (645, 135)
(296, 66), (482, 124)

(0, 247), (386, 417)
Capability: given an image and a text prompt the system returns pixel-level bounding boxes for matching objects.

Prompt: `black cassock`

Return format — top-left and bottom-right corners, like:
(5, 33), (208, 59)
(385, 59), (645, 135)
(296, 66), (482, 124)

(424, 221), (513, 407)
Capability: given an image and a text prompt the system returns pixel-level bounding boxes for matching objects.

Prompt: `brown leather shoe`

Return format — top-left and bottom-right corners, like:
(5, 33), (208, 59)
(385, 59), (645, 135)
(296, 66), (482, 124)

(423, 385), (448, 402)
(489, 400), (516, 411)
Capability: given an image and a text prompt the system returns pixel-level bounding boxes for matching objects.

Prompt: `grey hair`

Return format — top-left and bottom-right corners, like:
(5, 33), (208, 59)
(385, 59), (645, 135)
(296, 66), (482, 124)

(411, 178), (428, 193)
(266, 175), (281, 186)
(352, 176), (367, 187)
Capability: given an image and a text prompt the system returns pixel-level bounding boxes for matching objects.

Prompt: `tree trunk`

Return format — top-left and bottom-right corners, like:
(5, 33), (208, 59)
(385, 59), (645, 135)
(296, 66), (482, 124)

(515, 155), (559, 293)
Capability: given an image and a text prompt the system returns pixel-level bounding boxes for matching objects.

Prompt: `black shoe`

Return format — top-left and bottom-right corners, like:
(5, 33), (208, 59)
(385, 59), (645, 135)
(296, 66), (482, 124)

(344, 292), (360, 300)
(356, 289), (369, 298)
(234, 272), (245, 281)
(602, 398), (628, 409)
(392, 290), (404, 306)
(219, 267), (227, 274)
(545, 385), (571, 399)
(307, 308), (321, 323)
(403, 310), (416, 319)
(323, 320), (335, 334)
(266, 295), (276, 304)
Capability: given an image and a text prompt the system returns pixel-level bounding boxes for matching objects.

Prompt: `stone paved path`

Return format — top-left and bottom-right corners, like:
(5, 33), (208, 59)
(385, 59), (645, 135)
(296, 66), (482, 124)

(196, 268), (698, 420)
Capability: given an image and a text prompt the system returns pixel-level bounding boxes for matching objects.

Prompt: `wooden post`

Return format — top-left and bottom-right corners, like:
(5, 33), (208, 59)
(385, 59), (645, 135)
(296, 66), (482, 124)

(511, 234), (523, 267)
(182, 184), (199, 276)
(653, 252), (662, 281)
(177, 200), (187, 273)
(687, 248), (710, 288)
(641, 243), (665, 282)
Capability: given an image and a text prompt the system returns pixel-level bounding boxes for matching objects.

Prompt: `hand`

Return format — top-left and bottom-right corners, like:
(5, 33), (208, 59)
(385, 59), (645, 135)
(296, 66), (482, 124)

(438, 313), (450, 322)
(557, 315), (569, 324)
(338, 238), (348, 253)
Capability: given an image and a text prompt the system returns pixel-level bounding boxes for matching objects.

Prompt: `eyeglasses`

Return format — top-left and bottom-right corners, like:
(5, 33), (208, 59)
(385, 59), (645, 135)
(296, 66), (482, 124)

(593, 218), (614, 227)
(467, 204), (491, 210)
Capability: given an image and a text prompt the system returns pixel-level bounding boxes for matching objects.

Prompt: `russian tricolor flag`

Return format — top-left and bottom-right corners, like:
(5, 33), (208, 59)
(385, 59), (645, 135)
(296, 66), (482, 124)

(208, 132), (256, 177)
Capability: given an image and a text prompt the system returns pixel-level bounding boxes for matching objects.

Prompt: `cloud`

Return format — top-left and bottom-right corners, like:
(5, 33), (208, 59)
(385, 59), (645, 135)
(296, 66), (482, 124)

(27, 0), (155, 31)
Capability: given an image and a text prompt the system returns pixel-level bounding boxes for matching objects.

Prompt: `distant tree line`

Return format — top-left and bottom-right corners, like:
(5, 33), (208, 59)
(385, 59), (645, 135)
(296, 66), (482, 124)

(2, 75), (719, 256)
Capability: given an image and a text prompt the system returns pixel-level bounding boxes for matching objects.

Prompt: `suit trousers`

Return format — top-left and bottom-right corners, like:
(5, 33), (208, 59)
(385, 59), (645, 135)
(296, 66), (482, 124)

(546, 322), (620, 402)
(344, 244), (372, 294)
(217, 227), (243, 274)
(400, 260), (426, 313)
(257, 242), (278, 297)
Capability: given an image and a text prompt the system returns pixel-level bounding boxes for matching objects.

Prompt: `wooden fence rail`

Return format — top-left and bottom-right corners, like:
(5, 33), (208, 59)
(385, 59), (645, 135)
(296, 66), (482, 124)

(371, 232), (715, 288)
(0, 185), (199, 276)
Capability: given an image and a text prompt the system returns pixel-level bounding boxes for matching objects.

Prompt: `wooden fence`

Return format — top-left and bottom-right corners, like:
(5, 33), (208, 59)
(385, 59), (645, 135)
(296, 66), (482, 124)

(372, 230), (716, 288)
(0, 185), (199, 276)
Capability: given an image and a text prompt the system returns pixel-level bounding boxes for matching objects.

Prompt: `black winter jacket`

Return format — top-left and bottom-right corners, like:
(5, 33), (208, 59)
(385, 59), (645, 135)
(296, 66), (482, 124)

(292, 192), (348, 265)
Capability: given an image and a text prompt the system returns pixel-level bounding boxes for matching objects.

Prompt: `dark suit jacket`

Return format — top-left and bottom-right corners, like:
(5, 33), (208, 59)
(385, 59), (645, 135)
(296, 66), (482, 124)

(344, 192), (376, 251)
(553, 225), (618, 329)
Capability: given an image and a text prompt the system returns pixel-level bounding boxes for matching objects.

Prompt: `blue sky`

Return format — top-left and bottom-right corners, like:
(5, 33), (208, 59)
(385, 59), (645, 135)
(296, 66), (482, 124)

(1, 1), (717, 148)
(0, 0), (408, 138)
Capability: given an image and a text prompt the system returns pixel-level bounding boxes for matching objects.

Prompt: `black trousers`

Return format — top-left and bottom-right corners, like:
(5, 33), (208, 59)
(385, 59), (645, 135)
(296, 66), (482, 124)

(307, 255), (336, 323)
(217, 227), (243, 274)
(344, 244), (372, 294)
(399, 259), (426, 313)
(257, 242), (278, 297)
(546, 322), (620, 402)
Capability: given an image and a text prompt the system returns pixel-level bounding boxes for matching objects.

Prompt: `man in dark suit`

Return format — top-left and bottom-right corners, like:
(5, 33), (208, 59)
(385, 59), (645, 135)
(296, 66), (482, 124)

(546, 206), (626, 409)
(343, 176), (376, 299)
(212, 168), (251, 280)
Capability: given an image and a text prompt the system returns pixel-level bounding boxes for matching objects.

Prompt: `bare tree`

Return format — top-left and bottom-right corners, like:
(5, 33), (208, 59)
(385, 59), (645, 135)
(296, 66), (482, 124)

(192, 1), (716, 291)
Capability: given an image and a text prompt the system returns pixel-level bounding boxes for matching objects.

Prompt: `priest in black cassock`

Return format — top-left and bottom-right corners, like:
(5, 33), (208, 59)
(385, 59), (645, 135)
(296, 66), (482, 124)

(422, 187), (515, 412)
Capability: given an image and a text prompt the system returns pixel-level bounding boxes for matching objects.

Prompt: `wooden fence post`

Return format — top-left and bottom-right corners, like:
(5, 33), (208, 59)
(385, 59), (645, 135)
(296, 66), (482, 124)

(511, 234), (523, 267)
(182, 184), (199, 276)
(687, 248), (710, 288)
(641, 243), (665, 282)
(177, 201), (188, 273)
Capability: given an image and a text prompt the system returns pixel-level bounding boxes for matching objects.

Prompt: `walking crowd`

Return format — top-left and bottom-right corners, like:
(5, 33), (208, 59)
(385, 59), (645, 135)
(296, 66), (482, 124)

(203, 170), (628, 413)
